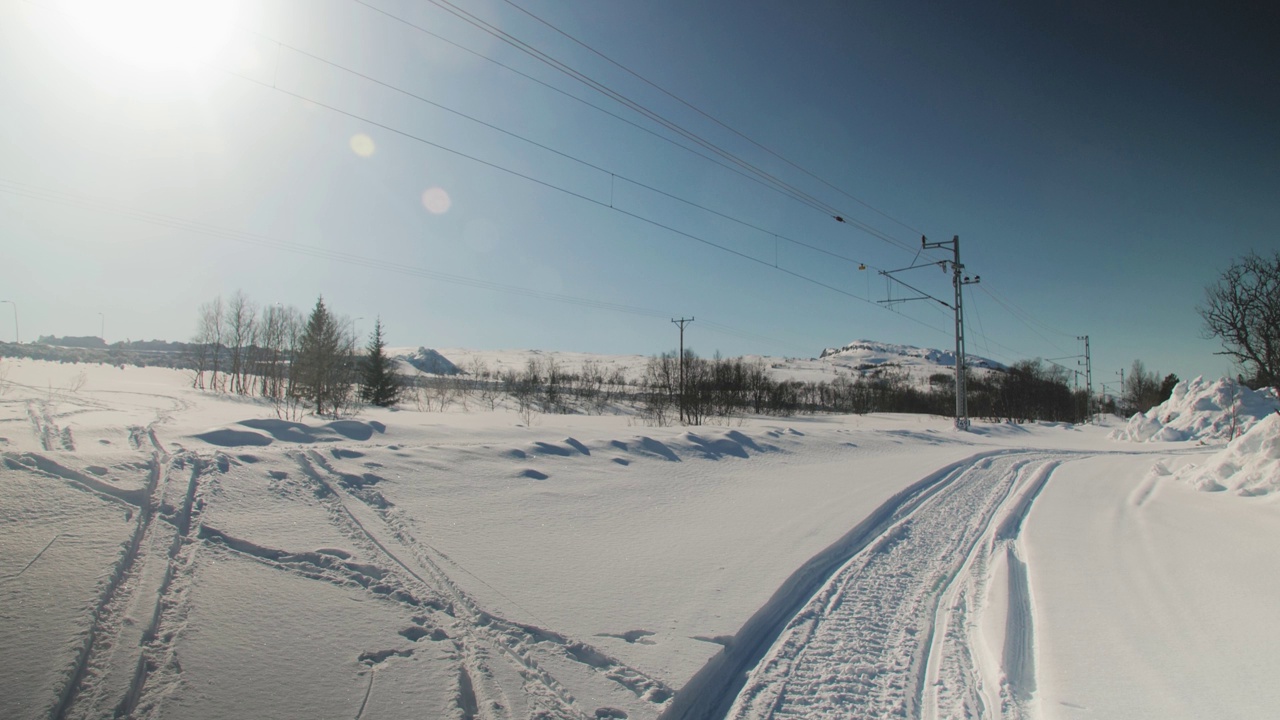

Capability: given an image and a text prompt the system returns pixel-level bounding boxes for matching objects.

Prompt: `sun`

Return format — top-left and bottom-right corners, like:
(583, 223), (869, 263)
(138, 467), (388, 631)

(55, 0), (240, 76)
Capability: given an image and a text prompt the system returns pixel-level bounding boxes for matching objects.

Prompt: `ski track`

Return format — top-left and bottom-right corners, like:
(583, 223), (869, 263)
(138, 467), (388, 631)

(2, 414), (228, 720)
(295, 448), (677, 719)
(722, 452), (1066, 720)
(23, 439), (178, 720)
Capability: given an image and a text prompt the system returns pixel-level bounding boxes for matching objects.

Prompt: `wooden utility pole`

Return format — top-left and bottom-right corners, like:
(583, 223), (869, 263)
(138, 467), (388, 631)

(1078, 335), (1093, 421)
(672, 317), (693, 423)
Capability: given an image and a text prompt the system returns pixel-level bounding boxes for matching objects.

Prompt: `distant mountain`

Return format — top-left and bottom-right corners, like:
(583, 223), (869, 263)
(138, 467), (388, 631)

(396, 347), (462, 375)
(818, 340), (1005, 372)
(387, 341), (1004, 388)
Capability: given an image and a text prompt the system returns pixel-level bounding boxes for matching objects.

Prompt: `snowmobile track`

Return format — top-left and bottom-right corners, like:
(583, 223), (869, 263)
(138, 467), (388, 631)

(664, 451), (1069, 720)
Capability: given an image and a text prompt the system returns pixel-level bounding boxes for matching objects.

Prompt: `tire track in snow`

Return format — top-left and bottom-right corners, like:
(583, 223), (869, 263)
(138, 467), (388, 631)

(1002, 546), (1035, 706)
(924, 458), (1060, 720)
(660, 452), (1010, 720)
(709, 452), (1065, 720)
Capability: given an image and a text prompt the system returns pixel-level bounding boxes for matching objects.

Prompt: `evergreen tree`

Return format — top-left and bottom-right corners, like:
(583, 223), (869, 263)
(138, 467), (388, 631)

(360, 317), (402, 407)
(292, 296), (352, 417)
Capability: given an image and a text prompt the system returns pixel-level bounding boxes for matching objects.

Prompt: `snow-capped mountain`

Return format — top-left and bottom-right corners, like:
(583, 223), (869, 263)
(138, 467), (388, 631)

(391, 340), (1005, 389)
(818, 340), (1006, 372)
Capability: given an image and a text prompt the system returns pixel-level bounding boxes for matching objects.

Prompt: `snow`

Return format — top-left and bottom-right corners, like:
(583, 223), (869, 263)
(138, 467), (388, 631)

(3, 357), (1278, 719)
(1111, 376), (1280, 443)
(1175, 413), (1280, 495)
(819, 339), (1006, 373)
(389, 340), (1004, 386)
(1025, 455), (1280, 719)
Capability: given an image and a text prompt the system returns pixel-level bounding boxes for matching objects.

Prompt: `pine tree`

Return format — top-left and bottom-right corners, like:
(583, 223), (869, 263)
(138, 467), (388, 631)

(293, 296), (352, 417)
(360, 317), (402, 407)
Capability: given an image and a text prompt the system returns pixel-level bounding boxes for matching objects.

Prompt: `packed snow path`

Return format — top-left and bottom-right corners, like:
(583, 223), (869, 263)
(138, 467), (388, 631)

(667, 451), (1068, 720)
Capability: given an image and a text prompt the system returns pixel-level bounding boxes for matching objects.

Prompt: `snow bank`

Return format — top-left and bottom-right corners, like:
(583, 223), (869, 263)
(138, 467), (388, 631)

(1111, 377), (1280, 443)
(1176, 413), (1280, 496)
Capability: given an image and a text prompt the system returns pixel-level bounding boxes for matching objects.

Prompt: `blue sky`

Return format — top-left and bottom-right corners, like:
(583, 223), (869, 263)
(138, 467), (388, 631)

(2, 0), (1276, 389)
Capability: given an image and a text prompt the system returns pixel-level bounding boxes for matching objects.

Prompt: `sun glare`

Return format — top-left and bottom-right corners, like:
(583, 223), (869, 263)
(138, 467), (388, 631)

(56, 0), (239, 76)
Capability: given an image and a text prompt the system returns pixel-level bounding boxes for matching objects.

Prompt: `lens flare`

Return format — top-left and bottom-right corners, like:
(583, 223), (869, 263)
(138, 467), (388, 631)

(349, 134), (376, 158)
(421, 187), (452, 214)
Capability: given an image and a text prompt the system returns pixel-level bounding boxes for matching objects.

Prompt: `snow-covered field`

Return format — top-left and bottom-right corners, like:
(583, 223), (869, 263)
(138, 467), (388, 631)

(2, 359), (1277, 719)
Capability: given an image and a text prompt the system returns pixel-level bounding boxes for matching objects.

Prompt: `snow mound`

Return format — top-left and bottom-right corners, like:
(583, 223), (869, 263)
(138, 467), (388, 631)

(195, 419), (386, 447)
(1111, 377), (1280, 443)
(1176, 414), (1280, 496)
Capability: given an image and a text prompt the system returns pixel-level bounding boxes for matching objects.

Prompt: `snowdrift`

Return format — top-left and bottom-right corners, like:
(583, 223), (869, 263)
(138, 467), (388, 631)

(1111, 376), (1280, 443)
(1177, 413), (1280, 496)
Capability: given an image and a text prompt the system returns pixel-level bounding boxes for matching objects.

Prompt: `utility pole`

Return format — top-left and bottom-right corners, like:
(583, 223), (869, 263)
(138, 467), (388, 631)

(0, 300), (17, 343)
(1118, 368), (1126, 414)
(672, 317), (693, 424)
(877, 237), (979, 430)
(921, 235), (980, 431)
(1078, 335), (1092, 422)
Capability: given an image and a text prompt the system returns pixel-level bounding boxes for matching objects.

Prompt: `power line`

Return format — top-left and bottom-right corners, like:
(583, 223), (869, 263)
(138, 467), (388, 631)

(247, 31), (877, 275)
(401, 0), (841, 216)
(974, 284), (1076, 356)
(351, 0), (926, 258)
(0, 178), (816, 353)
(500, 0), (927, 238)
(211, 50), (957, 338)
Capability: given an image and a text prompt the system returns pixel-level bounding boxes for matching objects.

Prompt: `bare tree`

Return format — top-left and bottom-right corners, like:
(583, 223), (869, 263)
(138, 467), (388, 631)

(1123, 359), (1163, 415)
(225, 290), (257, 395)
(258, 304), (302, 406)
(467, 356), (499, 410)
(191, 296), (224, 391)
(1199, 251), (1280, 388)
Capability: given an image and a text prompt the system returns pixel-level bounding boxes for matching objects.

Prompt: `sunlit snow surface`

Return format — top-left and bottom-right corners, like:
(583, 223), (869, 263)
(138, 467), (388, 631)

(1112, 376), (1280, 444)
(2, 358), (1277, 719)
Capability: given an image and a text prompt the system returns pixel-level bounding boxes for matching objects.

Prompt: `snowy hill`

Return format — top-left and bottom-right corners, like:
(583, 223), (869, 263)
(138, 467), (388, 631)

(389, 340), (1005, 389)
(395, 347), (462, 375)
(818, 339), (1006, 372)
(1112, 376), (1280, 443)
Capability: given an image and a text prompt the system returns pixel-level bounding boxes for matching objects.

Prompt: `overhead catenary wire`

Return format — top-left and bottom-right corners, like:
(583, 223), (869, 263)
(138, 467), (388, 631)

(351, 0), (927, 258)
(974, 285), (1076, 357)
(244, 31), (877, 273)
(0, 178), (799, 350)
(499, 0), (928, 239)
(209, 44), (958, 338)
(393, 0), (842, 216)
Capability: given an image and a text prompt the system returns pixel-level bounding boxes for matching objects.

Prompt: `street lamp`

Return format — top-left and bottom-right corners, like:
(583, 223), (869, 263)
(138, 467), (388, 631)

(0, 300), (17, 343)
(98, 312), (105, 344)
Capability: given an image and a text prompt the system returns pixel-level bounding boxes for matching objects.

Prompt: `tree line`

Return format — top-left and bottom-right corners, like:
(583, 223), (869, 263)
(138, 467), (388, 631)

(187, 291), (401, 418)
(183, 292), (1194, 426)
(407, 350), (1099, 426)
